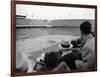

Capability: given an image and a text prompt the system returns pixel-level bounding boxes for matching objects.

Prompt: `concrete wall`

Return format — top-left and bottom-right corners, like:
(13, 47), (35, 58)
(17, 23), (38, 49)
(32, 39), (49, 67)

(16, 18), (94, 27)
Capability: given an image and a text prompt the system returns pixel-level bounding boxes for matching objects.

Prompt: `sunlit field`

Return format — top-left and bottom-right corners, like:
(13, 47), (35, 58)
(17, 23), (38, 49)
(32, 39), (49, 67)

(16, 20), (94, 72)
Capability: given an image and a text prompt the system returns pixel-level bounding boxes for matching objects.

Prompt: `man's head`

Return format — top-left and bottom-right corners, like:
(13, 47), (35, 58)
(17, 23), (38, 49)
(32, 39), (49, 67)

(80, 21), (92, 42)
(44, 52), (58, 70)
(80, 21), (92, 35)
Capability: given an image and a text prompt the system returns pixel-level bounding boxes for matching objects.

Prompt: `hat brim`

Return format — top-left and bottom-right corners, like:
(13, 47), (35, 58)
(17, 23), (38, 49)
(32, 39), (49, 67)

(59, 44), (73, 50)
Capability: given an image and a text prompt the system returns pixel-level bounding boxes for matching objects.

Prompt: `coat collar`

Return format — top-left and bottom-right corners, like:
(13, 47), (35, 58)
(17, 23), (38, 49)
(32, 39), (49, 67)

(62, 50), (72, 56)
(83, 34), (93, 44)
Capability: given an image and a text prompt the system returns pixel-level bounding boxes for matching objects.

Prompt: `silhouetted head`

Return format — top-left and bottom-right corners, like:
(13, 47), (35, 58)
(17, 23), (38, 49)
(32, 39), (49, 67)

(80, 21), (92, 35)
(44, 52), (58, 70)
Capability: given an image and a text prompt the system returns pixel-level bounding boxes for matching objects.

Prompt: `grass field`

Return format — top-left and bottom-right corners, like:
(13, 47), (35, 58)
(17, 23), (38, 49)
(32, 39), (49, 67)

(16, 19), (94, 72)
(17, 24), (98, 73)
(16, 26), (81, 72)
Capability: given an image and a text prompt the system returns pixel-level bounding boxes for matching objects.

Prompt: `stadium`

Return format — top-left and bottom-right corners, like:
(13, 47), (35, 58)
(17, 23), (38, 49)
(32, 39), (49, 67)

(16, 4), (95, 72)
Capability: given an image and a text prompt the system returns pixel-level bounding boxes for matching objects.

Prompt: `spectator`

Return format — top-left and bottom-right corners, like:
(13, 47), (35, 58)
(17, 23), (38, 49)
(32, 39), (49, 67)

(34, 53), (47, 72)
(44, 52), (59, 71)
(76, 21), (95, 69)
(58, 41), (77, 70)
(34, 51), (70, 72)
(71, 39), (82, 60)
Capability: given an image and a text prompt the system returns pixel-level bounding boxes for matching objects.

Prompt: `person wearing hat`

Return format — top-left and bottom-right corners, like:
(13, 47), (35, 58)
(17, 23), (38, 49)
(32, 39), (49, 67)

(75, 21), (95, 70)
(58, 41), (77, 70)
